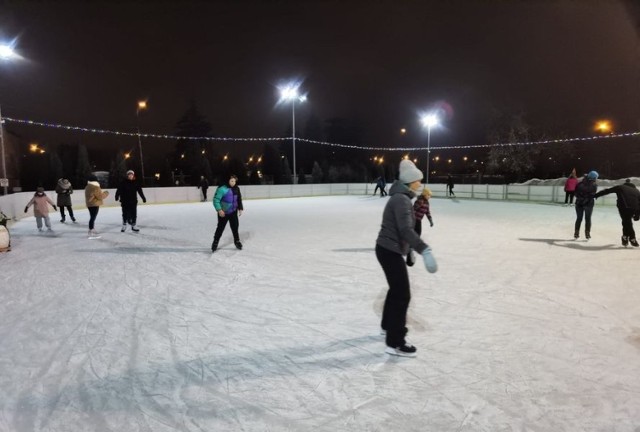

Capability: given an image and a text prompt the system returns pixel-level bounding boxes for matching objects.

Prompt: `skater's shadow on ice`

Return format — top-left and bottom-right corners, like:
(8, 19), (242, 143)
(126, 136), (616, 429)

(519, 238), (618, 251)
(332, 247), (375, 253)
(12, 335), (383, 422)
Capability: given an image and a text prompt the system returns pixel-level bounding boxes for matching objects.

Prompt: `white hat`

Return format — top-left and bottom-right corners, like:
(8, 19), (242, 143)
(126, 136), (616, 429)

(399, 159), (423, 184)
(126, 170), (135, 176)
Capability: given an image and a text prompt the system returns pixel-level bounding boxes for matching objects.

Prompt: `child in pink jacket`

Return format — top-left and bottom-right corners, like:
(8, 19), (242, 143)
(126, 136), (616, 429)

(24, 187), (57, 231)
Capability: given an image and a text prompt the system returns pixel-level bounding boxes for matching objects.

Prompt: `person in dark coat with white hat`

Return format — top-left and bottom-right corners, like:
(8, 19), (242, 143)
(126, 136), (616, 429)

(376, 159), (437, 358)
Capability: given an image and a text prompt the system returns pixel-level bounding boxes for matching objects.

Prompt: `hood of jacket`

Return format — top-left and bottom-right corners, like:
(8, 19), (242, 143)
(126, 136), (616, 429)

(57, 178), (71, 190)
(388, 180), (417, 199)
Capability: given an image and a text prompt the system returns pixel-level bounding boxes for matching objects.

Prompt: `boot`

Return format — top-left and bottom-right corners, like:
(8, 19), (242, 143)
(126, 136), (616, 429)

(622, 236), (629, 247)
(121, 224), (126, 232)
(131, 225), (140, 232)
(234, 241), (243, 250)
(385, 343), (417, 358)
(211, 240), (219, 252)
(586, 232), (591, 240)
(630, 238), (639, 247)
(574, 231), (579, 239)
(60, 217), (66, 223)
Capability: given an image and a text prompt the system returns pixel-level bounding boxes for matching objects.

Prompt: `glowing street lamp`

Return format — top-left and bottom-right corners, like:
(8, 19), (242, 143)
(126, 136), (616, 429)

(420, 113), (440, 183)
(136, 100), (148, 185)
(0, 42), (18, 195)
(595, 120), (612, 134)
(278, 83), (307, 184)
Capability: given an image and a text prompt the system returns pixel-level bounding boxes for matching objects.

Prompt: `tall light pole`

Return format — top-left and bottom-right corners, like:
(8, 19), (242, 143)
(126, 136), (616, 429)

(279, 84), (307, 184)
(136, 100), (147, 185)
(0, 42), (18, 195)
(420, 114), (440, 184)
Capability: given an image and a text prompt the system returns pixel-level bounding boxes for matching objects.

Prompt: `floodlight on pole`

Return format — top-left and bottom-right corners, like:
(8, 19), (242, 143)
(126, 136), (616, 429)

(279, 83), (307, 184)
(0, 42), (18, 195)
(420, 114), (440, 184)
(136, 100), (148, 185)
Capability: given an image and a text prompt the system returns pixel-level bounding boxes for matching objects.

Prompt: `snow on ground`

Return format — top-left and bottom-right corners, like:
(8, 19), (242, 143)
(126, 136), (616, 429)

(1, 195), (639, 431)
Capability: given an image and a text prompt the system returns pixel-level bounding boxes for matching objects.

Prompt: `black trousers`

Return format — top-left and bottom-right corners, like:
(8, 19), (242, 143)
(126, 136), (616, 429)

(564, 192), (575, 204)
(376, 244), (410, 347)
(213, 211), (240, 243)
(618, 207), (636, 239)
(121, 203), (138, 225)
(60, 205), (75, 220)
(88, 206), (99, 230)
(574, 204), (593, 235)
(202, 187), (208, 200)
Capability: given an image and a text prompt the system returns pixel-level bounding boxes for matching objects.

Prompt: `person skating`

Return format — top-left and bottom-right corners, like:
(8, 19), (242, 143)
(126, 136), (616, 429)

(55, 177), (76, 223)
(115, 170), (146, 232)
(595, 178), (640, 247)
(376, 160), (437, 358)
(446, 175), (455, 197)
(573, 171), (598, 240)
(198, 176), (210, 202)
(24, 187), (57, 232)
(407, 187), (434, 266)
(211, 175), (244, 252)
(373, 176), (387, 197)
(563, 169), (578, 206)
(85, 175), (109, 238)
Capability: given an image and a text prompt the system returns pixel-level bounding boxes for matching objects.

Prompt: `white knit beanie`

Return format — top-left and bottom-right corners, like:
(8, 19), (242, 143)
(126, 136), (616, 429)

(398, 159), (423, 184)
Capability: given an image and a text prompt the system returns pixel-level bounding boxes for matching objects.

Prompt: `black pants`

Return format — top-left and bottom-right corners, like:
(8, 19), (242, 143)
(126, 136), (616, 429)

(88, 206), (99, 230)
(448, 186), (455, 196)
(202, 187), (208, 201)
(213, 211), (240, 243)
(121, 203), (138, 225)
(60, 205), (75, 220)
(376, 244), (410, 347)
(564, 192), (575, 204)
(618, 207), (636, 239)
(574, 204), (593, 235)
(414, 219), (423, 236)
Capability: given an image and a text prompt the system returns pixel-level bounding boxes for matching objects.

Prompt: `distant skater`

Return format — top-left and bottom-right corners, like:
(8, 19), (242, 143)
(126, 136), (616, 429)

(85, 175), (109, 238)
(211, 175), (244, 252)
(115, 170), (146, 232)
(55, 178), (76, 223)
(24, 187), (57, 232)
(373, 176), (387, 197)
(198, 176), (210, 202)
(446, 175), (455, 197)
(563, 169), (578, 206)
(595, 179), (640, 247)
(573, 171), (598, 240)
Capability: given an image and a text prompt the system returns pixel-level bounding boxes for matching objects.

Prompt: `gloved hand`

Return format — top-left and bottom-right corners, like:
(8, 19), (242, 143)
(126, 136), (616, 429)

(142, 198), (147, 203)
(53, 205), (57, 211)
(634, 214), (640, 221)
(422, 247), (438, 273)
(24, 206), (28, 213)
(428, 217), (434, 227)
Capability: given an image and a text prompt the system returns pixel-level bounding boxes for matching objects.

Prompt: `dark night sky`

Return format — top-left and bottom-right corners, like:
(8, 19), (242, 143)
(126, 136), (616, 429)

(1, 0), (639, 171)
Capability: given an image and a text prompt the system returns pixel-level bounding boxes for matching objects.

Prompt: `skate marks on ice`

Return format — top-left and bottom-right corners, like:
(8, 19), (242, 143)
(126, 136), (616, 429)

(331, 247), (375, 253)
(627, 327), (640, 351)
(518, 237), (619, 251)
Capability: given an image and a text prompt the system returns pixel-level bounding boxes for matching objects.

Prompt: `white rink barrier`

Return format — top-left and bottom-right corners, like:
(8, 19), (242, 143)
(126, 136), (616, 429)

(0, 183), (620, 223)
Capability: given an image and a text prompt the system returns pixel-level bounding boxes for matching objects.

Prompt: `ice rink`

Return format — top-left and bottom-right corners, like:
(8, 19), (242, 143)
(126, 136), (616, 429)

(1, 195), (639, 431)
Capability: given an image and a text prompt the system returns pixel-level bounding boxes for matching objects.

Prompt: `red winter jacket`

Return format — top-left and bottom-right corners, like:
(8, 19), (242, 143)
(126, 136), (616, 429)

(564, 177), (578, 192)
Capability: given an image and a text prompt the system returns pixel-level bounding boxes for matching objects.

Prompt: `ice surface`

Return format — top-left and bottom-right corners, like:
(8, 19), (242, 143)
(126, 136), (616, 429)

(1, 196), (639, 431)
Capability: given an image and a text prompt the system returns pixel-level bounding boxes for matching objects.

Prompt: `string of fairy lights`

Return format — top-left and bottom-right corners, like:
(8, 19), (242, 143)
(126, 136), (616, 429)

(3, 116), (639, 152)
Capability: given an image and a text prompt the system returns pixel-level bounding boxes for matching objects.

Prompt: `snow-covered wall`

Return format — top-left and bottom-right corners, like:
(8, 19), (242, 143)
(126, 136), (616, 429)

(0, 182), (621, 223)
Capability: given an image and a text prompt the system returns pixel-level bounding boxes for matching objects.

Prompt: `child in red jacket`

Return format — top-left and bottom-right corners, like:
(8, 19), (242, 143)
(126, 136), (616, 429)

(407, 187), (434, 266)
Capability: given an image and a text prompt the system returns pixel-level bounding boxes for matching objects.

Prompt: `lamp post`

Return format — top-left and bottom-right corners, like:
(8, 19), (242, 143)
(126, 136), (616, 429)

(279, 84), (307, 184)
(420, 114), (440, 184)
(136, 100), (147, 185)
(0, 42), (17, 195)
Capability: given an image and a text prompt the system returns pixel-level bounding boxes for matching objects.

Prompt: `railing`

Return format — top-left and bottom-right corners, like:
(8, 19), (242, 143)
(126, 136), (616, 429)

(0, 183), (618, 223)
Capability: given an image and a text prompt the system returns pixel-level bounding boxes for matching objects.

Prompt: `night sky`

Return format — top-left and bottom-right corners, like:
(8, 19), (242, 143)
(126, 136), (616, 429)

(1, 0), (639, 172)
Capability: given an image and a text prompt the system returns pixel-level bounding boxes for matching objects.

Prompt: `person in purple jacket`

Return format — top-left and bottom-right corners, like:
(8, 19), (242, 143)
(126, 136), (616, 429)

(211, 175), (244, 252)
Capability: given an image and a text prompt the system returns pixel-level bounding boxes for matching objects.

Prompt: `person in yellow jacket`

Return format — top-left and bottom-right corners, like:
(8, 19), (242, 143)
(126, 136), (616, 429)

(84, 175), (109, 238)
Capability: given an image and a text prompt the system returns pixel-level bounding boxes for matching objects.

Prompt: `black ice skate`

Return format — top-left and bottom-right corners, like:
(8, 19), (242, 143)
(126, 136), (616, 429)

(586, 233), (591, 240)
(574, 231), (579, 239)
(385, 344), (417, 358)
(630, 238), (639, 247)
(234, 241), (243, 250)
(211, 241), (218, 252)
(121, 224), (126, 233)
(131, 225), (140, 232)
(622, 236), (629, 247)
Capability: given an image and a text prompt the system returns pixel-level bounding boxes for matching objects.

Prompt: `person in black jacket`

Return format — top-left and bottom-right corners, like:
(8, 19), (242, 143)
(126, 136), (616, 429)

(115, 170), (146, 232)
(573, 171), (598, 239)
(595, 178), (640, 247)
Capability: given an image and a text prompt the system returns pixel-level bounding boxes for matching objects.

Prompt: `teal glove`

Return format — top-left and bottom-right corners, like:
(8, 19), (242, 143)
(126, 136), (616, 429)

(422, 247), (438, 273)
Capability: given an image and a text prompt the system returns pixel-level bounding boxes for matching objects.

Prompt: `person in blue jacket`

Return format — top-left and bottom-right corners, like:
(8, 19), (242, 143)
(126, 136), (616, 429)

(211, 175), (244, 252)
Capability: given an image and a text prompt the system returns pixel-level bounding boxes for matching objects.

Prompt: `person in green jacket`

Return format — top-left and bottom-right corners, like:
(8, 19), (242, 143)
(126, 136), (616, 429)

(211, 175), (244, 252)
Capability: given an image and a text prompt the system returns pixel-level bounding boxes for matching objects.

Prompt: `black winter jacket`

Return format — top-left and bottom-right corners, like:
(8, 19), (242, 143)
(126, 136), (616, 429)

(595, 182), (640, 213)
(574, 178), (597, 208)
(115, 179), (146, 205)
